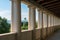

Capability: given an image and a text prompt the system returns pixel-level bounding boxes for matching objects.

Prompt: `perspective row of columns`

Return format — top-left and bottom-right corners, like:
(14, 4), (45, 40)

(11, 0), (60, 40)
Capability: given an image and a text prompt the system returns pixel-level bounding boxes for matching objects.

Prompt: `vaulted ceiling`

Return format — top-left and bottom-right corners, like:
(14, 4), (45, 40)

(34, 0), (60, 17)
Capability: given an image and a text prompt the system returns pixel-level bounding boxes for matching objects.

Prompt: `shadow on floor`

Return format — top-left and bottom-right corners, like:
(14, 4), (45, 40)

(46, 30), (60, 40)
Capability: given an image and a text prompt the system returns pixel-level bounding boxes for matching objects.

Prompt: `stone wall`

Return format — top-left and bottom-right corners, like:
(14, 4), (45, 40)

(0, 26), (60, 40)
(0, 33), (16, 40)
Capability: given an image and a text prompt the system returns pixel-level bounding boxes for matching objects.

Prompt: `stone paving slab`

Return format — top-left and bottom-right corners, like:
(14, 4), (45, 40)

(46, 30), (60, 40)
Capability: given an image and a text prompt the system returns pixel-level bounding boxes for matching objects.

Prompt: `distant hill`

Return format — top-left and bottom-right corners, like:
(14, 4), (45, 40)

(7, 20), (28, 24)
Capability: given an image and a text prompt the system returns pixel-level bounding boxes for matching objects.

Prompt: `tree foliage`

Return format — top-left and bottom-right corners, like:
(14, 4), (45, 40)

(0, 17), (10, 34)
(21, 17), (28, 30)
(21, 17), (38, 30)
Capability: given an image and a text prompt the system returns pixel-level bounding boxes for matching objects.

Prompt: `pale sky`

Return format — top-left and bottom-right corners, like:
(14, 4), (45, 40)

(0, 0), (11, 20)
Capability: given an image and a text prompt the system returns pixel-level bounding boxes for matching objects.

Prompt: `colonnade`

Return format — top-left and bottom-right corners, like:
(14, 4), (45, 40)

(11, 0), (60, 40)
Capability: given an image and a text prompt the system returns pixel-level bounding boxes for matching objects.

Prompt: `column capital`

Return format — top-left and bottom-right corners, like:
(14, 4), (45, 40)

(37, 8), (40, 12)
(10, 0), (20, 2)
(37, 8), (44, 13)
(43, 10), (50, 15)
(28, 5), (36, 9)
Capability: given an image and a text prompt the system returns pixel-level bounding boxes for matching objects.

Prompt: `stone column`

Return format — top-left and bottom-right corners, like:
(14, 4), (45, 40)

(52, 15), (54, 33)
(28, 5), (36, 40)
(28, 5), (36, 30)
(41, 9), (44, 40)
(37, 9), (43, 40)
(47, 14), (50, 34)
(11, 0), (21, 40)
(50, 15), (51, 33)
(38, 9), (41, 28)
(28, 5), (32, 30)
(52, 16), (54, 33)
(46, 13), (48, 37)
(50, 15), (53, 34)
(43, 11), (48, 38)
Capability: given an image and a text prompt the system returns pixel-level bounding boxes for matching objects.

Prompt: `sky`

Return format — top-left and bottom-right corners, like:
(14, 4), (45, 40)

(0, 0), (38, 21)
(0, 0), (11, 20)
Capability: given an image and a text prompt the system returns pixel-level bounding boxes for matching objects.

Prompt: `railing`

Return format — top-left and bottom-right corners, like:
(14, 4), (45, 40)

(0, 25), (60, 40)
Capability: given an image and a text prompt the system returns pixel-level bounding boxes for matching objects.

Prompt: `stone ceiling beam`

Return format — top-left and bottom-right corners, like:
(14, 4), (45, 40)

(43, 1), (60, 7)
(41, 0), (58, 5)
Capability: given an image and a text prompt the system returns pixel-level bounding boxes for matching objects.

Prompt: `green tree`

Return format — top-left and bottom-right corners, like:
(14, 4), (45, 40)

(23, 18), (27, 27)
(22, 17), (28, 30)
(0, 17), (10, 34)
